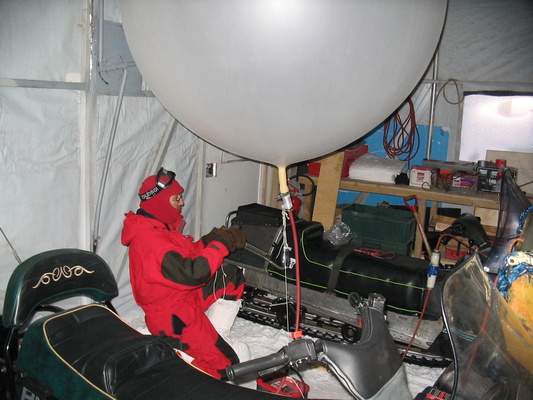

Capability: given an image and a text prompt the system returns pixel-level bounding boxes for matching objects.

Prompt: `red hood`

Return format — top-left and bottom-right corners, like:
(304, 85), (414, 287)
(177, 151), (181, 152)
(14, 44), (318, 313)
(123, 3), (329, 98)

(121, 211), (186, 246)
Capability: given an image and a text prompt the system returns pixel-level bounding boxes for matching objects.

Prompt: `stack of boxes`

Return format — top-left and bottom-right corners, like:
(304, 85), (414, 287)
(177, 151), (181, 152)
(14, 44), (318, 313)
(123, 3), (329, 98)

(408, 159), (516, 193)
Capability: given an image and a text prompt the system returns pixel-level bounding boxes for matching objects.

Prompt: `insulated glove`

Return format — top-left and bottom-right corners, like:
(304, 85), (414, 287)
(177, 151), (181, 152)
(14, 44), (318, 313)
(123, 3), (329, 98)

(201, 226), (225, 246)
(227, 227), (246, 250)
(213, 228), (238, 252)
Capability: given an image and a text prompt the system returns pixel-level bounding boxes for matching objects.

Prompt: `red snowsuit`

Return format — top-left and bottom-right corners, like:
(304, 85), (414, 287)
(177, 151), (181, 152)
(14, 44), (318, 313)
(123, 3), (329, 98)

(121, 210), (245, 379)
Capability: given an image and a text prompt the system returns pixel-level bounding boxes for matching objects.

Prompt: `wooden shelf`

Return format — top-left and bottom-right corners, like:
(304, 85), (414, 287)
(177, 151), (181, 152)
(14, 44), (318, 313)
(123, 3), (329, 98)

(336, 179), (499, 210)
(308, 152), (500, 258)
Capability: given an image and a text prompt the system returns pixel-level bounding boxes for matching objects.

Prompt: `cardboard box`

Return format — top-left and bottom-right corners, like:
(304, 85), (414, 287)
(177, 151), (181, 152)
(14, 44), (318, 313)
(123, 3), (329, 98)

(443, 236), (470, 260)
(409, 166), (437, 188)
(430, 214), (497, 238)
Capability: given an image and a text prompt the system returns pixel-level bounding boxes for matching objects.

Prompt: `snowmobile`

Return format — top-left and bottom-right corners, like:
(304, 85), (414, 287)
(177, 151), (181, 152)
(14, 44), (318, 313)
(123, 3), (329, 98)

(1, 224), (531, 399)
(1, 168), (531, 399)
(223, 169), (532, 366)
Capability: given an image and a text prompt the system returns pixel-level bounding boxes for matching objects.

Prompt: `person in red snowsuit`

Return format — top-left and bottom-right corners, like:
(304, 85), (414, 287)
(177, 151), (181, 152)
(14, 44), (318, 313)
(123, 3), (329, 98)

(121, 168), (246, 379)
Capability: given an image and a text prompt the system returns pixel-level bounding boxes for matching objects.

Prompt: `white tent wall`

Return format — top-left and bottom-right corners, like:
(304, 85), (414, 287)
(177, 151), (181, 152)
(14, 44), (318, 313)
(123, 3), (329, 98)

(438, 0), (533, 90)
(0, 0), (85, 83)
(415, 0), (533, 160)
(0, 86), (83, 262)
(0, 0), (265, 315)
(201, 144), (265, 235)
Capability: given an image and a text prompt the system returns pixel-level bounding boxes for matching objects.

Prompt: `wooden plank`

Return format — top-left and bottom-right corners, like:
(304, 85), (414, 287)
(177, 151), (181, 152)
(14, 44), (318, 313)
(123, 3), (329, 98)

(311, 152), (344, 229)
(260, 165), (281, 208)
(332, 179), (500, 209)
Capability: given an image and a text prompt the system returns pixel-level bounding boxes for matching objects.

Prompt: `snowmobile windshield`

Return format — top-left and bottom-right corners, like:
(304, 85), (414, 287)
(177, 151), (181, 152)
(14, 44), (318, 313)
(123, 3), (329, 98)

(439, 253), (533, 399)
(484, 169), (532, 273)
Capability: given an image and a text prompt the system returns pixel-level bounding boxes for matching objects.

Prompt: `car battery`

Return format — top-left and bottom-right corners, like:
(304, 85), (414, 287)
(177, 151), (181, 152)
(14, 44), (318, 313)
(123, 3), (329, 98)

(477, 167), (517, 193)
(409, 166), (437, 188)
(451, 172), (478, 192)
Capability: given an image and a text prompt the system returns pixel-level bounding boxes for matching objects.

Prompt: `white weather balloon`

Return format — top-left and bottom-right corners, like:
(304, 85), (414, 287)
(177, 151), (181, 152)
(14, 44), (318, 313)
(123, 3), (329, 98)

(120, 0), (447, 170)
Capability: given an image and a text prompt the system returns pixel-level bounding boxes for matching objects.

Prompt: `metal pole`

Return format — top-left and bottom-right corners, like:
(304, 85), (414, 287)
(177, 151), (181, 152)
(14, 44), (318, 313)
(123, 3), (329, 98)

(426, 51), (439, 160)
(92, 68), (128, 252)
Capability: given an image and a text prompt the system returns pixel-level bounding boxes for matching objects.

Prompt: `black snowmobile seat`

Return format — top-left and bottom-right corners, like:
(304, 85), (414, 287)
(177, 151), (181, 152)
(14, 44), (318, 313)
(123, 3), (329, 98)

(2, 248), (119, 400)
(278, 220), (430, 314)
(20, 303), (301, 400)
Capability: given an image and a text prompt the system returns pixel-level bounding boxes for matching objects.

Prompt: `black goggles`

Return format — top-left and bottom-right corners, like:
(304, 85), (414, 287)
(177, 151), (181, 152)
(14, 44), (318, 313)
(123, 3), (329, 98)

(139, 167), (177, 201)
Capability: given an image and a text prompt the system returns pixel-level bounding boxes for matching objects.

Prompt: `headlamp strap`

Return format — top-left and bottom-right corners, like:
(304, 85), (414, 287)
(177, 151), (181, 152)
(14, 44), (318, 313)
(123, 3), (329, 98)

(138, 167), (176, 201)
(139, 186), (163, 201)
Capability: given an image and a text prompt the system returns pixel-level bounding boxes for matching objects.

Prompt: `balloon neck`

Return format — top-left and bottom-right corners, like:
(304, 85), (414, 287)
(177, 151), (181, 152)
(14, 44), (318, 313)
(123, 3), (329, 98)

(278, 166), (289, 194)
(277, 166), (293, 212)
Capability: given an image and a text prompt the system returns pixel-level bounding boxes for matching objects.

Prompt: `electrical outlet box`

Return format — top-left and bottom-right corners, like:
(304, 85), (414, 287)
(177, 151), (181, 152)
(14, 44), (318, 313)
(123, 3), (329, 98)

(206, 163), (217, 178)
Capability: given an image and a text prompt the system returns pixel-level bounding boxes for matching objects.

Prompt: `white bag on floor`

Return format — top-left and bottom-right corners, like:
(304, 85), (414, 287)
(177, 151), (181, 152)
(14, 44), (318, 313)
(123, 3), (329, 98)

(205, 298), (242, 337)
(205, 298), (250, 361)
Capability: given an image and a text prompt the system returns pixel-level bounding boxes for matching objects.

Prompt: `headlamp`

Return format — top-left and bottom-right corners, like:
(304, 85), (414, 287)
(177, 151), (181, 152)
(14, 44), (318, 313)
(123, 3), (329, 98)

(139, 167), (176, 201)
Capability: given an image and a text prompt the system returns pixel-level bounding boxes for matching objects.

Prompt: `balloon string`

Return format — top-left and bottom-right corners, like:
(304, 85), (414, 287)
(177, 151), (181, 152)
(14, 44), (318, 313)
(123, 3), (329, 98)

(277, 165), (302, 338)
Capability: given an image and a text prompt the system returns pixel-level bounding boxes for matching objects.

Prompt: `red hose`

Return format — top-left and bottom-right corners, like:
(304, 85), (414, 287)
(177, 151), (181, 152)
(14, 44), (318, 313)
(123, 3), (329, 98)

(288, 210), (302, 336)
(402, 289), (431, 360)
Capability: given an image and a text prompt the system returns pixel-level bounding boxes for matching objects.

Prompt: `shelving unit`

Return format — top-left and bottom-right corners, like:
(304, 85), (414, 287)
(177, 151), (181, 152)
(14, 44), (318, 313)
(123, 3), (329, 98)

(306, 152), (500, 258)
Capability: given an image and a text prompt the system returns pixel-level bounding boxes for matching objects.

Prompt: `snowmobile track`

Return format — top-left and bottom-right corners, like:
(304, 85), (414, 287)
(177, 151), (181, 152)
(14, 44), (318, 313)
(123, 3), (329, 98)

(239, 288), (452, 368)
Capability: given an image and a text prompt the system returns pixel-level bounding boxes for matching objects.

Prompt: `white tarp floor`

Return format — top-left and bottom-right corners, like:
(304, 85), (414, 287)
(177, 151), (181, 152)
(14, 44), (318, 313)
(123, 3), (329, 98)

(124, 308), (444, 399)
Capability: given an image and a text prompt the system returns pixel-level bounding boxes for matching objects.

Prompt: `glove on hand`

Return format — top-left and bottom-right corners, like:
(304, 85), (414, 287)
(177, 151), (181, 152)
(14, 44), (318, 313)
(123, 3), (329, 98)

(201, 226), (225, 246)
(213, 228), (238, 252)
(227, 227), (246, 250)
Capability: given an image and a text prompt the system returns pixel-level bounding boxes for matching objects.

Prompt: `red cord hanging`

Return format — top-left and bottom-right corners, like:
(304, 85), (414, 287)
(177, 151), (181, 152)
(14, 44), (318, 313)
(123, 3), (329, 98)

(382, 98), (420, 169)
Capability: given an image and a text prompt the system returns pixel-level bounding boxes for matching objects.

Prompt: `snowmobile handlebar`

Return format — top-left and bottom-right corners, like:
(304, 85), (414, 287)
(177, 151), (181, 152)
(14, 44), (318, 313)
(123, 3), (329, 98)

(226, 338), (322, 380)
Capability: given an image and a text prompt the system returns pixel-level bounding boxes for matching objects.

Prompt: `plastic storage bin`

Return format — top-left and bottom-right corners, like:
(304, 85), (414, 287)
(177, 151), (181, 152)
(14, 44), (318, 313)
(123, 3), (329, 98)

(341, 204), (416, 256)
